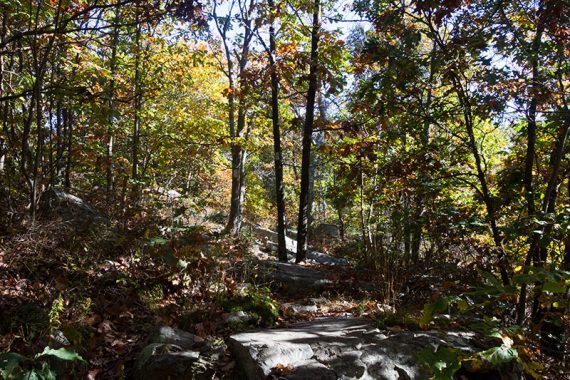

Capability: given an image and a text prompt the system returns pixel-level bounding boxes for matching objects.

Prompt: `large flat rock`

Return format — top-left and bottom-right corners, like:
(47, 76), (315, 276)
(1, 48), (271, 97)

(228, 317), (521, 380)
(257, 261), (334, 290)
(254, 261), (374, 295)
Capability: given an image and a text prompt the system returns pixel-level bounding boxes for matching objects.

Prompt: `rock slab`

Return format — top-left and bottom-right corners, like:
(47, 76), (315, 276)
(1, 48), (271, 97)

(256, 261), (334, 291)
(228, 317), (522, 380)
(134, 326), (222, 380)
(254, 260), (374, 295)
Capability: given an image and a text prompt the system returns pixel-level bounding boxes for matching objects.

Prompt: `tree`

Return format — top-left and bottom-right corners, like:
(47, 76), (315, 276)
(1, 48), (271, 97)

(296, 0), (320, 263)
(212, 0), (257, 236)
(255, 0), (288, 261)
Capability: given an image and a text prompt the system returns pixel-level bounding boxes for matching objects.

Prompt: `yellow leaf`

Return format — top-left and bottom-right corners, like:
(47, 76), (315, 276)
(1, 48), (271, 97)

(514, 265), (523, 273)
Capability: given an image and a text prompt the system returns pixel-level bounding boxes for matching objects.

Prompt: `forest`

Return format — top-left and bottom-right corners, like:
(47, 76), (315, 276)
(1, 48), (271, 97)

(0, 0), (569, 378)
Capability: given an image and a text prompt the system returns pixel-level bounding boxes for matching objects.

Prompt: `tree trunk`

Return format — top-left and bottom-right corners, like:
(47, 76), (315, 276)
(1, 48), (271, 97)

(55, 101), (63, 182)
(518, 117), (569, 324)
(424, 13), (509, 284)
(132, 4), (141, 185)
(268, 0), (287, 262)
(516, 41), (540, 322)
(31, 75), (43, 222)
(411, 41), (437, 264)
(106, 14), (120, 199)
(562, 178), (570, 270)
(528, 116), (569, 320)
(225, 110), (248, 235)
(29, 2), (60, 221)
(359, 162), (368, 260)
(410, 225), (422, 263)
(296, 0), (320, 263)
(218, 0), (255, 236)
(63, 107), (72, 190)
(451, 74), (510, 286)
(338, 207), (345, 241)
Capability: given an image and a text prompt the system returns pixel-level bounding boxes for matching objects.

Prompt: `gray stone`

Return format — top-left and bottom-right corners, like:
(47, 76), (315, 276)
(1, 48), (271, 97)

(307, 250), (348, 265)
(134, 326), (220, 380)
(264, 242), (348, 266)
(264, 241), (296, 262)
(49, 330), (71, 347)
(282, 360), (336, 380)
(224, 311), (255, 325)
(228, 338), (314, 379)
(255, 225), (298, 253)
(254, 225), (349, 265)
(282, 303), (319, 314)
(254, 260), (375, 295)
(38, 188), (107, 231)
(133, 343), (200, 380)
(228, 317), (523, 380)
(148, 325), (209, 352)
(257, 261), (334, 291)
(286, 230), (298, 240)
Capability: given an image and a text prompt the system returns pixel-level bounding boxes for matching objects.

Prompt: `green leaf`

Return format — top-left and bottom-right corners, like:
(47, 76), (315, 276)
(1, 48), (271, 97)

(36, 347), (85, 362)
(420, 297), (449, 329)
(34, 364), (57, 380)
(17, 364), (57, 380)
(513, 274), (539, 285)
(0, 352), (27, 378)
(15, 370), (42, 380)
(468, 285), (507, 297)
(477, 345), (518, 365)
(148, 237), (169, 247)
(417, 346), (461, 380)
(542, 280), (566, 294)
(469, 317), (501, 338)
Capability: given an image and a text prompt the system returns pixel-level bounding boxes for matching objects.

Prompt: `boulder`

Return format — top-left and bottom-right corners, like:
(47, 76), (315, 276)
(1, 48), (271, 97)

(147, 326), (210, 352)
(222, 311), (256, 327)
(228, 317), (523, 380)
(133, 343), (201, 380)
(257, 261), (334, 291)
(38, 188), (107, 231)
(251, 260), (373, 295)
(306, 250), (348, 265)
(133, 326), (222, 380)
(254, 225), (298, 253)
(255, 225), (348, 265)
(282, 303), (318, 315)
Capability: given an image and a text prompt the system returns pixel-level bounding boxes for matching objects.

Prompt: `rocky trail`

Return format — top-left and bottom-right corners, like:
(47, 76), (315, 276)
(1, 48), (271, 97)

(3, 189), (524, 379)
(134, 226), (523, 380)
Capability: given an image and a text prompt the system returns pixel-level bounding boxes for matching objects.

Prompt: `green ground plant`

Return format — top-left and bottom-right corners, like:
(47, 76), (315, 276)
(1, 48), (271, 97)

(0, 347), (85, 380)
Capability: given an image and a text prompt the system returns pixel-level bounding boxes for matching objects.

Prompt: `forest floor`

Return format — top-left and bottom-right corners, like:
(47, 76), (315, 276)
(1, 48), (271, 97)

(0, 212), (568, 379)
(0, 216), (385, 378)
